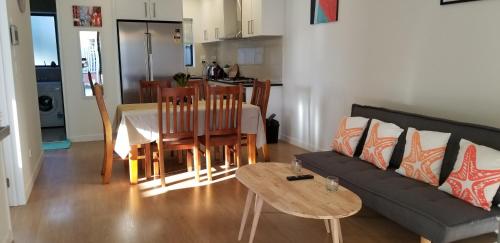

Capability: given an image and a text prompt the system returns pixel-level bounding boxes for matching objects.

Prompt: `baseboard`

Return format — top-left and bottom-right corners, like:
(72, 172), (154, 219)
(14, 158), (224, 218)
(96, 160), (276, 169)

(1, 230), (13, 243)
(68, 133), (103, 142)
(280, 134), (315, 152)
(22, 151), (44, 204)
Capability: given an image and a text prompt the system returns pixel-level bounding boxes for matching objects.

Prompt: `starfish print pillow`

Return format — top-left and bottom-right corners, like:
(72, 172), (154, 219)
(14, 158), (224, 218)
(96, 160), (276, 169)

(396, 128), (451, 186)
(360, 119), (404, 170)
(331, 116), (369, 157)
(439, 139), (500, 211)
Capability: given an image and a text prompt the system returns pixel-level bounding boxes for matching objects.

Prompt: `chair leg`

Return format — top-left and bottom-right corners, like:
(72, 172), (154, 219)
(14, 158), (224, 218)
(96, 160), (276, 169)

(102, 143), (114, 184)
(158, 143), (166, 187)
(193, 147), (200, 182)
(145, 144), (152, 179)
(153, 151), (159, 178)
(178, 150), (183, 164)
(206, 148), (213, 181)
(224, 145), (231, 170)
(187, 150), (193, 172)
(236, 143), (241, 168)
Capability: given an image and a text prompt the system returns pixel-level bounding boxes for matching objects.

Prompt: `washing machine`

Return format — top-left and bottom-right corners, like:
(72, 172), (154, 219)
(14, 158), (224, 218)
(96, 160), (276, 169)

(37, 81), (65, 128)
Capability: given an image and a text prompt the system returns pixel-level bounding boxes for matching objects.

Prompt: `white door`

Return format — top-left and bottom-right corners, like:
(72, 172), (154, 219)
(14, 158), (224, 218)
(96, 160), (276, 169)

(251, 0), (262, 36)
(242, 0), (252, 37)
(114, 0), (151, 20)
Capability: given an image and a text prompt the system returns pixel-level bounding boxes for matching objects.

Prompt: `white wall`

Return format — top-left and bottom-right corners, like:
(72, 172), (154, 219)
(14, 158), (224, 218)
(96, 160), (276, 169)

(282, 0), (500, 151)
(57, 0), (122, 142)
(1, 0), (43, 204)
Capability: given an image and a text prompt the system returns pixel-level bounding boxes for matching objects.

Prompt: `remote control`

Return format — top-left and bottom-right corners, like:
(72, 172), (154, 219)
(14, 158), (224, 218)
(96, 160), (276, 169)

(286, 174), (314, 181)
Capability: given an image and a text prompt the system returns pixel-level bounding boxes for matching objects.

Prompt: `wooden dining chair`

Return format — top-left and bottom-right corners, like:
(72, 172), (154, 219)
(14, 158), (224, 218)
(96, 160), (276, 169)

(201, 85), (243, 181)
(139, 80), (173, 103)
(241, 80), (271, 161)
(156, 86), (201, 186)
(188, 79), (206, 100)
(88, 73), (151, 184)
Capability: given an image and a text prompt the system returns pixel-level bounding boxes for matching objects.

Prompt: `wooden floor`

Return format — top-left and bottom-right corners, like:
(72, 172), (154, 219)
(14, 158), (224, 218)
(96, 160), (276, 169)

(11, 141), (495, 243)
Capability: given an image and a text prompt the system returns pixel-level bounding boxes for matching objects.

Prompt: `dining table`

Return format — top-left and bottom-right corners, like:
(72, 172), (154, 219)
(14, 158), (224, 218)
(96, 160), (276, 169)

(113, 101), (269, 184)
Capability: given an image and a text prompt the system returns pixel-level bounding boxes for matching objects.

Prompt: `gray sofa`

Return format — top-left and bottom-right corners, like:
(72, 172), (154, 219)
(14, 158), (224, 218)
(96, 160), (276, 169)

(296, 104), (500, 243)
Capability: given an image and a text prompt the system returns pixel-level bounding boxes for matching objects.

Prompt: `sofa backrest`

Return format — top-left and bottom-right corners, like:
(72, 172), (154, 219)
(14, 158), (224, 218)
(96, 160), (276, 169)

(351, 104), (500, 204)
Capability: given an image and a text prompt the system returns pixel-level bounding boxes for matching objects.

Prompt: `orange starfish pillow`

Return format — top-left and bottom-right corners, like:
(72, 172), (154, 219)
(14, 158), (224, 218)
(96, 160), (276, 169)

(396, 128), (451, 186)
(331, 116), (369, 157)
(439, 139), (500, 211)
(360, 119), (403, 170)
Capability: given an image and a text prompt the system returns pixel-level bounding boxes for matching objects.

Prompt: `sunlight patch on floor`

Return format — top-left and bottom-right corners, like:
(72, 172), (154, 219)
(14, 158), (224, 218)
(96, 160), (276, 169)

(139, 166), (238, 197)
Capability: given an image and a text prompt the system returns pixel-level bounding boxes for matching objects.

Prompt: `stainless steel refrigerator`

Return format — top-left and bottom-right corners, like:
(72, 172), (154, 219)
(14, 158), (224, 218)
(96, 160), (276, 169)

(118, 21), (184, 104)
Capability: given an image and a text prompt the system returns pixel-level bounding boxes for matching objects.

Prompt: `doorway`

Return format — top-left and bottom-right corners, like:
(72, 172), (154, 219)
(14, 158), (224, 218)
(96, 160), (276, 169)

(30, 3), (68, 146)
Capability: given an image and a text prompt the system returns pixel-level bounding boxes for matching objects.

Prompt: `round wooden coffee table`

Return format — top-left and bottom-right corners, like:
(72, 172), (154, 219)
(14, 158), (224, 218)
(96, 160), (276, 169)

(236, 163), (362, 243)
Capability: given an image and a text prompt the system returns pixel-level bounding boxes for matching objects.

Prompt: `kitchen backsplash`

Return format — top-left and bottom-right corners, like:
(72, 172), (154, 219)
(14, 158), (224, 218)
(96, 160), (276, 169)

(188, 37), (282, 82)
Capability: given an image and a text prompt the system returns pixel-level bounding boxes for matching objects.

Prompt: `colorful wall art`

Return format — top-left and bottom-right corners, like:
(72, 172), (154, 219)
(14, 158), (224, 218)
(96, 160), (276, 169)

(310, 0), (339, 24)
(72, 6), (102, 27)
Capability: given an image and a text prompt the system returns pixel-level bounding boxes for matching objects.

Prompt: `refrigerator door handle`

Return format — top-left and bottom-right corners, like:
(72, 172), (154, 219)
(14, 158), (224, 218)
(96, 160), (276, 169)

(144, 2), (148, 18)
(148, 33), (154, 80)
(144, 33), (151, 80)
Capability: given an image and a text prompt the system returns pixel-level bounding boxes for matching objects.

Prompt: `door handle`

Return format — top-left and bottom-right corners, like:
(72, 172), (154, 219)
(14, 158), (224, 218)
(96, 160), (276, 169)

(144, 2), (148, 18)
(152, 2), (156, 18)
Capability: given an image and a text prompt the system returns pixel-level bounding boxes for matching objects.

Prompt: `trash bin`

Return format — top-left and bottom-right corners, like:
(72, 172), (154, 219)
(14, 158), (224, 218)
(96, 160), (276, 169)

(266, 114), (280, 144)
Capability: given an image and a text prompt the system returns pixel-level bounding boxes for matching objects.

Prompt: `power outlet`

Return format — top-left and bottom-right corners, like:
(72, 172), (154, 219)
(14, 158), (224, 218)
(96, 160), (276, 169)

(200, 55), (206, 64)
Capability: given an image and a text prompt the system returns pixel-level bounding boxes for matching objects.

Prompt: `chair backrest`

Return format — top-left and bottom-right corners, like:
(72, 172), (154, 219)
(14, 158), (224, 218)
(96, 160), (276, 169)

(205, 85), (243, 137)
(140, 80), (172, 103)
(188, 79), (206, 100)
(90, 81), (112, 147)
(250, 80), (271, 119)
(157, 86), (199, 143)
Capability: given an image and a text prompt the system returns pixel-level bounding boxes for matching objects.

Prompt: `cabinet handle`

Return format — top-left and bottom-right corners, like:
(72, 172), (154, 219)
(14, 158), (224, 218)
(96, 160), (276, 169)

(215, 28), (219, 39)
(152, 2), (156, 18)
(251, 20), (255, 34)
(247, 21), (251, 35)
(144, 2), (148, 18)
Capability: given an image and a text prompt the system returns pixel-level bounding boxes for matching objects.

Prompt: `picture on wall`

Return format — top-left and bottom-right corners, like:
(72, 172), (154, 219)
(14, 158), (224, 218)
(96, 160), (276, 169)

(440, 0), (480, 5)
(72, 6), (102, 27)
(310, 0), (339, 24)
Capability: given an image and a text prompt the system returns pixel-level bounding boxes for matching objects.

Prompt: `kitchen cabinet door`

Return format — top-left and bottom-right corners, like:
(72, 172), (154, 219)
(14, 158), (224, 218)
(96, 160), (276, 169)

(242, 0), (252, 37)
(242, 0), (284, 38)
(151, 0), (183, 21)
(199, 0), (211, 43)
(115, 0), (151, 20)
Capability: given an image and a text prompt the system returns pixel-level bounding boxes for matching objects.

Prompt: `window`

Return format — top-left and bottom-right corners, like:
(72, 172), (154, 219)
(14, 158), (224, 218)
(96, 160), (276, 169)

(31, 15), (59, 66)
(183, 19), (194, 67)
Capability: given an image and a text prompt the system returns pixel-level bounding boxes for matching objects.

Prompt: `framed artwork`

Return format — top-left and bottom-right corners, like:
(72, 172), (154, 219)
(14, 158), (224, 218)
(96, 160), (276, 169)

(310, 0), (339, 25)
(440, 0), (480, 5)
(72, 6), (102, 27)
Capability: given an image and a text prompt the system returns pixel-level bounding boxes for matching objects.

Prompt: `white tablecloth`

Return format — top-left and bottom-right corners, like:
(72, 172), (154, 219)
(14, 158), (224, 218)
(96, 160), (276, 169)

(113, 102), (266, 159)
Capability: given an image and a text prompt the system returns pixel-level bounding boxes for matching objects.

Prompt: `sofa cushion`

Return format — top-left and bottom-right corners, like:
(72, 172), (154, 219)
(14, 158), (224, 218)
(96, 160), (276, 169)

(359, 119), (404, 170)
(297, 151), (500, 242)
(395, 128), (450, 186)
(331, 116), (369, 157)
(439, 139), (500, 211)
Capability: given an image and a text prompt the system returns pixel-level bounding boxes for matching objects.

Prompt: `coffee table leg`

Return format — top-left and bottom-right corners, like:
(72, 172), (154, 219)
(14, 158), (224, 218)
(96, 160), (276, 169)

(330, 219), (342, 243)
(324, 219), (330, 234)
(249, 196), (264, 243)
(238, 190), (255, 241)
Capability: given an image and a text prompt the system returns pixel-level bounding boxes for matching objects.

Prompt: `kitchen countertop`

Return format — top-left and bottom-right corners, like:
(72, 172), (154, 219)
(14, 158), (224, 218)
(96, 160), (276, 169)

(0, 126), (10, 141)
(209, 80), (283, 87)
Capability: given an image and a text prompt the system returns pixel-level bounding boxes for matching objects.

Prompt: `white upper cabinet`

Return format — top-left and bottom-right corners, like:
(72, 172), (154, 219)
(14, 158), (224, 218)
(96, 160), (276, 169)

(200, 0), (238, 43)
(242, 0), (284, 38)
(115, 0), (183, 21)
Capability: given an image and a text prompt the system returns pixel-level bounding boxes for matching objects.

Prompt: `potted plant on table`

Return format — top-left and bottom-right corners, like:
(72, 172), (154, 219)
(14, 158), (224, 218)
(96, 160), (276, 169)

(173, 72), (190, 87)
